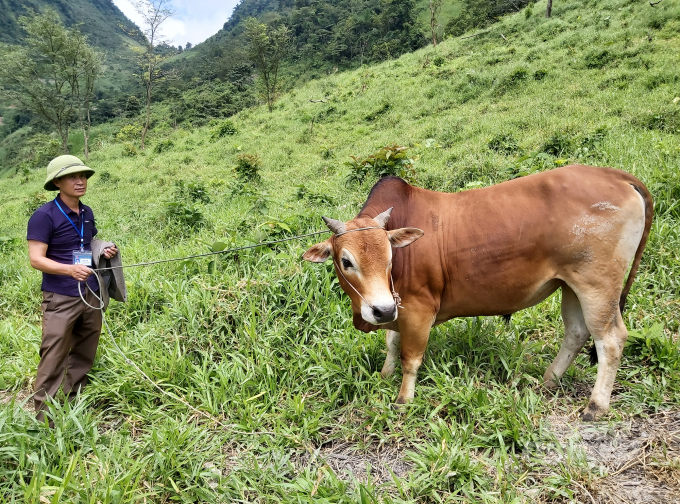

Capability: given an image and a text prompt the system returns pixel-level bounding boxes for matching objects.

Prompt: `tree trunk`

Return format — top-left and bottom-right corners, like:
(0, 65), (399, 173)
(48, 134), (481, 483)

(430, 5), (437, 46)
(83, 107), (91, 161)
(141, 81), (151, 149)
(546, 0), (553, 18)
(60, 125), (70, 154)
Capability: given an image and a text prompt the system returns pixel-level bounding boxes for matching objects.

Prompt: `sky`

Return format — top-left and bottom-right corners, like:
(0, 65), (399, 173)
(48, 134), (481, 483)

(112, 0), (240, 47)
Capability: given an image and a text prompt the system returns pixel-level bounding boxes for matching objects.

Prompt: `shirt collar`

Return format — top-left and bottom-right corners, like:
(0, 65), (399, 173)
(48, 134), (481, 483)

(55, 194), (83, 215)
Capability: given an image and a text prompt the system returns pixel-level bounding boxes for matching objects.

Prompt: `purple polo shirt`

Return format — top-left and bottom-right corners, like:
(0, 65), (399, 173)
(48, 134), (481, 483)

(27, 195), (99, 296)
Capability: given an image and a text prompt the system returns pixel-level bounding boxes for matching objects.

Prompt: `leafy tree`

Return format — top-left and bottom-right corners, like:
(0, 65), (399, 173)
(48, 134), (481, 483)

(124, 95), (142, 117)
(71, 39), (102, 160)
(429, 0), (443, 46)
(244, 18), (290, 112)
(0, 10), (102, 156)
(130, 0), (176, 150)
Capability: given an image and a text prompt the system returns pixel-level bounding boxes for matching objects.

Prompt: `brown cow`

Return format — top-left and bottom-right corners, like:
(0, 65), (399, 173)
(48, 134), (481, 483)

(303, 165), (653, 421)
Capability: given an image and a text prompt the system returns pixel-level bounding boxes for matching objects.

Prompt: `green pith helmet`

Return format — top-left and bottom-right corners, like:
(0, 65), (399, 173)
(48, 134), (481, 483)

(44, 155), (95, 191)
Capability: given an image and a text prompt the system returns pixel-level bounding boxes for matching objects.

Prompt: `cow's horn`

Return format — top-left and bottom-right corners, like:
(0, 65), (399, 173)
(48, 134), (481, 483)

(322, 216), (346, 234)
(374, 207), (393, 228)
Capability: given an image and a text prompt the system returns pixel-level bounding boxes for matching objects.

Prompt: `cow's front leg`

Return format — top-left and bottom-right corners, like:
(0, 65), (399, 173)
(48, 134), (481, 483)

(395, 313), (434, 404)
(381, 330), (401, 378)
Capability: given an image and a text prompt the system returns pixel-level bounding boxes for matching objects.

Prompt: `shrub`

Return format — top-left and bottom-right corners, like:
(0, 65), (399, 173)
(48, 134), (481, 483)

(0, 236), (18, 254)
(583, 49), (615, 69)
(153, 139), (174, 154)
(345, 145), (416, 186)
(320, 146), (335, 159)
(98, 170), (120, 185)
(643, 72), (676, 90)
(174, 180), (210, 204)
(533, 69), (548, 81)
(164, 201), (205, 228)
(580, 126), (608, 150)
(210, 120), (238, 141)
(598, 72), (634, 90)
(421, 173), (449, 191)
(364, 102), (391, 121)
(433, 56), (445, 67)
(124, 96), (141, 118)
(488, 133), (520, 155)
(624, 323), (679, 372)
(295, 184), (334, 205)
(116, 123), (142, 142)
(500, 152), (559, 180)
(650, 172), (680, 219)
(495, 67), (529, 96)
(542, 131), (574, 156)
(235, 154), (262, 182)
(122, 143), (138, 157)
(637, 108), (680, 133)
(574, 126), (608, 160)
(25, 191), (49, 216)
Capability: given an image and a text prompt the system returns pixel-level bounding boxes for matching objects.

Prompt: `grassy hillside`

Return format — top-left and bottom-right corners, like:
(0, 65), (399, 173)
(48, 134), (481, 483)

(1, 0), (680, 501)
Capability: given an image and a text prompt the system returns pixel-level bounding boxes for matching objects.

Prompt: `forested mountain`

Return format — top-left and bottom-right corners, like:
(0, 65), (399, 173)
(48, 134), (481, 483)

(175, 0), (427, 86)
(164, 0), (531, 114)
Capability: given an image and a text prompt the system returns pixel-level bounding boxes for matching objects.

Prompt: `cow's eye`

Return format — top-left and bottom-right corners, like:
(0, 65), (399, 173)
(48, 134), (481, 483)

(341, 258), (353, 269)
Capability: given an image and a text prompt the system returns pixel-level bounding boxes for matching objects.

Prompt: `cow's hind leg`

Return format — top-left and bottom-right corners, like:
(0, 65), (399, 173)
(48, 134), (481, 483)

(543, 285), (591, 388)
(381, 330), (401, 378)
(578, 293), (628, 421)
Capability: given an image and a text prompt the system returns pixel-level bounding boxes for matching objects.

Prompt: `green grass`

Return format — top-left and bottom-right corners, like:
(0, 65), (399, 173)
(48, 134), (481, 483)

(1, 0), (679, 501)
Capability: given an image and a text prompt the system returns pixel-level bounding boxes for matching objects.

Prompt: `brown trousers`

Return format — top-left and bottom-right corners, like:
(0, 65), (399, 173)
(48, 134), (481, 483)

(34, 290), (102, 419)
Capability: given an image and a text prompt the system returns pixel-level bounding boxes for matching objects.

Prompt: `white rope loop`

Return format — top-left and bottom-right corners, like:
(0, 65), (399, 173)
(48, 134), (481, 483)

(69, 222), (406, 440)
(330, 225), (404, 312)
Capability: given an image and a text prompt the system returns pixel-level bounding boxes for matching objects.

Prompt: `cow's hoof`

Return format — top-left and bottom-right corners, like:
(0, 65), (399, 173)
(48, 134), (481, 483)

(380, 366), (395, 379)
(580, 402), (603, 422)
(543, 379), (558, 390)
(580, 411), (596, 422)
(394, 395), (412, 406)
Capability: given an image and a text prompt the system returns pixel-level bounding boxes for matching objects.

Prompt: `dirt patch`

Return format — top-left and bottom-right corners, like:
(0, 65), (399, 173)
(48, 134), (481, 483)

(533, 411), (680, 503)
(0, 388), (34, 413)
(220, 438), (412, 491)
(298, 439), (412, 484)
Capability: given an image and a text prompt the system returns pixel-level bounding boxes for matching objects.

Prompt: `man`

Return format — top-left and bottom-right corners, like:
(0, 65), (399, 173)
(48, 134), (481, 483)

(27, 154), (117, 422)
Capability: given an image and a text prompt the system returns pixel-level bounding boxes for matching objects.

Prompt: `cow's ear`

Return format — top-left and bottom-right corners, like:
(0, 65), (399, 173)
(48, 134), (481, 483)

(302, 239), (333, 262)
(387, 228), (424, 248)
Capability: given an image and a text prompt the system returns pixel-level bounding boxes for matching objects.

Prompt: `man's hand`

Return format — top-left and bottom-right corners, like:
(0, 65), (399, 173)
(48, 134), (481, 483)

(69, 264), (93, 281)
(102, 245), (118, 259)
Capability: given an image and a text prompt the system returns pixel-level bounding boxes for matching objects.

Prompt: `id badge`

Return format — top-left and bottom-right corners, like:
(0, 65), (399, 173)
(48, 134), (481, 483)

(73, 250), (93, 266)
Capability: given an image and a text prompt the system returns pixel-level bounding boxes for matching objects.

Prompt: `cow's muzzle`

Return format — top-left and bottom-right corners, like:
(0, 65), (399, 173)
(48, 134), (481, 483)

(363, 301), (397, 325)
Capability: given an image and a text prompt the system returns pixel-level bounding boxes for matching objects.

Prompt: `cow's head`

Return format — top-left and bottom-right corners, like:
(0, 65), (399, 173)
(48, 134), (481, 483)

(302, 208), (423, 326)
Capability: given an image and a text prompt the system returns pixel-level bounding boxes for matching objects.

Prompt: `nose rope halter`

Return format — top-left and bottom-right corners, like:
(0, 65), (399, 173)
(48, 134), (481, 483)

(330, 226), (404, 312)
(332, 258), (403, 312)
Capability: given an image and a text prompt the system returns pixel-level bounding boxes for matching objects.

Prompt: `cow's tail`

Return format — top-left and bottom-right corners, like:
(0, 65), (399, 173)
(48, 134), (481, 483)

(619, 182), (654, 314)
(588, 179), (654, 365)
